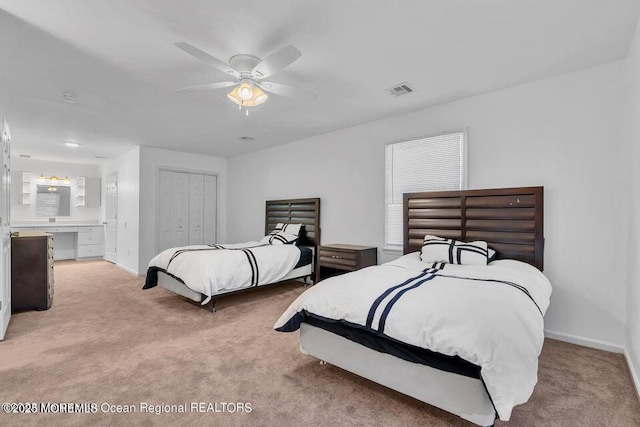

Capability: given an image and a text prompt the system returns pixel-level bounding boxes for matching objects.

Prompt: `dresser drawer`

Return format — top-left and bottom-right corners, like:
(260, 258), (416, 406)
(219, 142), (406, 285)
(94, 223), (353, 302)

(78, 229), (103, 245)
(77, 244), (103, 258)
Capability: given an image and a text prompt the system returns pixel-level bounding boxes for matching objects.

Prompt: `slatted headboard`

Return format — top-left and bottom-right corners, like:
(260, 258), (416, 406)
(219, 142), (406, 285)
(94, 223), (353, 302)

(265, 198), (321, 281)
(403, 187), (544, 270)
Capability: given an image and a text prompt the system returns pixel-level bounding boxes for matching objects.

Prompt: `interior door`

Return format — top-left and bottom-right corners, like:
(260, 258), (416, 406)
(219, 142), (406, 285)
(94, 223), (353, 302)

(203, 175), (217, 244)
(189, 174), (204, 245)
(0, 118), (11, 340)
(104, 173), (117, 264)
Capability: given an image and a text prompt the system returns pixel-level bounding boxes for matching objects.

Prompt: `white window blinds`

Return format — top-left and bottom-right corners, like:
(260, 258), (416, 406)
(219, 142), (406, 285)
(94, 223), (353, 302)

(384, 131), (466, 249)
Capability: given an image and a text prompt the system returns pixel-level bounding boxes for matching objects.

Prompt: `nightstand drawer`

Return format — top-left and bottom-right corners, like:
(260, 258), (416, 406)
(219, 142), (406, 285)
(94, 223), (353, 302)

(318, 244), (377, 281)
(319, 256), (357, 270)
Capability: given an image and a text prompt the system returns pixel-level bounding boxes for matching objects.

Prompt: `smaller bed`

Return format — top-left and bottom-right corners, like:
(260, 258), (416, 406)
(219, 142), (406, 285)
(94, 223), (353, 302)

(143, 198), (321, 312)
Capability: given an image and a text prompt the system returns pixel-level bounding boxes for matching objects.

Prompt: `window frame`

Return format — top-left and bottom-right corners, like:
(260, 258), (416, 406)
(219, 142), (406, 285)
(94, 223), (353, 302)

(383, 129), (469, 252)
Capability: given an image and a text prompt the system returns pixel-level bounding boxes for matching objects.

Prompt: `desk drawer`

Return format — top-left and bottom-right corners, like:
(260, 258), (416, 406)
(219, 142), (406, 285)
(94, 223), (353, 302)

(78, 229), (103, 245)
(41, 227), (79, 233)
(79, 226), (102, 234)
(77, 244), (103, 258)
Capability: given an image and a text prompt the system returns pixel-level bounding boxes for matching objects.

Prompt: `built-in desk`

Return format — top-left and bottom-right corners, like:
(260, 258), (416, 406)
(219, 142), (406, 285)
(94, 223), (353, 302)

(11, 224), (104, 260)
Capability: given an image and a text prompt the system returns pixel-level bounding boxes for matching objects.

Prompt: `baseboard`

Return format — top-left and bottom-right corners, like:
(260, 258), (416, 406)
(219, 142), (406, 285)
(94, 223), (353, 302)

(544, 329), (625, 353)
(116, 263), (139, 277)
(625, 348), (640, 401)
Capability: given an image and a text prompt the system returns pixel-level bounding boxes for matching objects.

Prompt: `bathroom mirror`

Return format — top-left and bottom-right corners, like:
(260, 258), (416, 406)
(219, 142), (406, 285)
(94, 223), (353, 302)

(36, 185), (71, 216)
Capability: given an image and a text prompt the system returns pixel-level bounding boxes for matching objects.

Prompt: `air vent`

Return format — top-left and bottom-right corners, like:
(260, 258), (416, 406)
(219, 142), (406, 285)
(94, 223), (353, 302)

(19, 154), (31, 158)
(95, 155), (107, 159)
(387, 82), (415, 97)
(62, 91), (78, 103)
(238, 136), (255, 141)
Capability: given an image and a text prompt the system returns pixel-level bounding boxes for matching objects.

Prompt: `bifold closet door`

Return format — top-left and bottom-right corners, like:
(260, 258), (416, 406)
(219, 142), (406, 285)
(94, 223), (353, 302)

(203, 175), (217, 244)
(158, 171), (190, 252)
(189, 174), (204, 245)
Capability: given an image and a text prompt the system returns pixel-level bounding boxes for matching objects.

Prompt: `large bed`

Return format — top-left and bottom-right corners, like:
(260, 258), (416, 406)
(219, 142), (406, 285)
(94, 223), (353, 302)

(275, 187), (547, 426)
(143, 198), (321, 312)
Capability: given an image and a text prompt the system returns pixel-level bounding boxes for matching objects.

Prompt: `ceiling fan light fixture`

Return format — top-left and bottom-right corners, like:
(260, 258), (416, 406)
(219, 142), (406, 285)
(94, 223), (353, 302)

(227, 83), (268, 108)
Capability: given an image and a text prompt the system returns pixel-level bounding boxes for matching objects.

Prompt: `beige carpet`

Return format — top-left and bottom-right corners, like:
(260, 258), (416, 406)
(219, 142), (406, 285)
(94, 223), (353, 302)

(0, 260), (639, 427)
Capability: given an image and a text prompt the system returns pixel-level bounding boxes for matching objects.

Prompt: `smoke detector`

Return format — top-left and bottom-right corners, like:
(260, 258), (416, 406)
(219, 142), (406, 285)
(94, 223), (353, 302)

(386, 82), (415, 97)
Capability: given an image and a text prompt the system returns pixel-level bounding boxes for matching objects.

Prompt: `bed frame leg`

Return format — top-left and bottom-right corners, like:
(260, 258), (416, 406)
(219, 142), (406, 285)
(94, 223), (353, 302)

(212, 299), (216, 314)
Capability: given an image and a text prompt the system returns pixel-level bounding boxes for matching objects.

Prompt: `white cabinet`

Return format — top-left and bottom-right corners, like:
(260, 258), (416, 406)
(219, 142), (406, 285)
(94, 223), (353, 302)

(77, 226), (103, 259)
(158, 170), (217, 252)
(20, 172), (30, 205)
(76, 176), (101, 207)
(0, 118), (11, 340)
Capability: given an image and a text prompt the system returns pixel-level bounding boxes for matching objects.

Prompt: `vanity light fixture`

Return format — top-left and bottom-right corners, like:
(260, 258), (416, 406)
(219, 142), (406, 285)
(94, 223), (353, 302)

(64, 142), (80, 148)
(38, 174), (71, 185)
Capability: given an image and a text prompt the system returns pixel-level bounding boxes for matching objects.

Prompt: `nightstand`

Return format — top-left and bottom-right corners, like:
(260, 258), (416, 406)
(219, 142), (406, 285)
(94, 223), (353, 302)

(318, 244), (377, 281)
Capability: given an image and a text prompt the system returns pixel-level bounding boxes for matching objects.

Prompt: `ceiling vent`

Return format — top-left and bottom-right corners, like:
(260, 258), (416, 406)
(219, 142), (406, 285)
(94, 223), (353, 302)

(19, 154), (31, 158)
(95, 155), (107, 159)
(62, 91), (78, 103)
(387, 82), (415, 97)
(238, 136), (255, 141)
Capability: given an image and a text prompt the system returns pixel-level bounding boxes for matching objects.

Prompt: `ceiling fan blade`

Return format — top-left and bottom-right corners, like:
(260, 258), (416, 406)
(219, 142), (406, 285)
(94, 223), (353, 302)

(175, 42), (239, 77)
(252, 45), (302, 79)
(175, 81), (237, 92)
(259, 81), (317, 102)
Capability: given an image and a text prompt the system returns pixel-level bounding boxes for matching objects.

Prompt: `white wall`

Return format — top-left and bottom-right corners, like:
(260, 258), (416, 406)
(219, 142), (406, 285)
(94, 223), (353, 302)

(103, 146), (140, 275)
(11, 158), (102, 223)
(228, 61), (628, 348)
(137, 146), (227, 275)
(625, 17), (640, 390)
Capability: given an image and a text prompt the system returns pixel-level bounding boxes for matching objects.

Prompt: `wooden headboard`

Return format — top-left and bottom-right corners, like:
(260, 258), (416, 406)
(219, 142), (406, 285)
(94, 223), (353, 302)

(403, 187), (544, 270)
(265, 198), (321, 249)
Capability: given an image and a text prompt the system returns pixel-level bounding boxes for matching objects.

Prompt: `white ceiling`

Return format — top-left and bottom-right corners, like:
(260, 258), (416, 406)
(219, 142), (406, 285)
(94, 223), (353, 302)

(1, 0), (639, 163)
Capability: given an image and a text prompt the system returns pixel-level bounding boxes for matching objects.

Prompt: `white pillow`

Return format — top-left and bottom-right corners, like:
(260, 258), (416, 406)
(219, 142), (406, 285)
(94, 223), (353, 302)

(420, 235), (489, 266)
(260, 231), (298, 245)
(274, 223), (302, 237)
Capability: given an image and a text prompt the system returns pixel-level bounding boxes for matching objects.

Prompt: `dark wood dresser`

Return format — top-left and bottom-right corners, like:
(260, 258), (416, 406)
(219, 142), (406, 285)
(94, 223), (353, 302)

(11, 232), (54, 312)
(318, 244), (377, 281)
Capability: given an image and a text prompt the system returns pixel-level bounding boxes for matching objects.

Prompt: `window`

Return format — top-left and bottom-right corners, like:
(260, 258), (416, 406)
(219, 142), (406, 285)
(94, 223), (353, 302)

(384, 131), (467, 250)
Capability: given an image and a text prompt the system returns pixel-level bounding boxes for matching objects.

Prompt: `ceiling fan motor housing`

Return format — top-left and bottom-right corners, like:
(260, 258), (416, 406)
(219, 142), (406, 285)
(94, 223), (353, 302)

(229, 54), (262, 78)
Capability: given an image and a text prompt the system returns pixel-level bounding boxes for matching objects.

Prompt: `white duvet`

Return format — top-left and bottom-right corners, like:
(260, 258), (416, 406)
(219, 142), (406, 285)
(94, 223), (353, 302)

(148, 242), (301, 296)
(274, 252), (552, 421)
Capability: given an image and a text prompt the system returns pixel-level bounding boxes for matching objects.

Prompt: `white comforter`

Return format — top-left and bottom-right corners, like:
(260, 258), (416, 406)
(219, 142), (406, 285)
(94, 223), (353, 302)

(274, 253), (552, 421)
(148, 242), (301, 296)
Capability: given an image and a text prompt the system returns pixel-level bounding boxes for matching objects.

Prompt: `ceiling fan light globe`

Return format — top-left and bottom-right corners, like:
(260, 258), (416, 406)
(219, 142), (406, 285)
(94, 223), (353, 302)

(253, 94), (268, 105)
(227, 88), (242, 105)
(238, 84), (254, 101)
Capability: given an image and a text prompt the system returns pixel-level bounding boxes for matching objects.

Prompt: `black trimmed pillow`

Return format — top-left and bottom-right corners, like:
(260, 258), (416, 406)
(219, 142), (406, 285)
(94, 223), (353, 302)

(260, 231), (298, 245)
(420, 235), (489, 266)
(274, 223), (302, 237)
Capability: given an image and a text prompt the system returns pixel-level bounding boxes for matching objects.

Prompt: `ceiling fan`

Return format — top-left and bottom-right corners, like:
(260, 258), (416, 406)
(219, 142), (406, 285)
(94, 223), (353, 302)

(174, 42), (317, 113)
